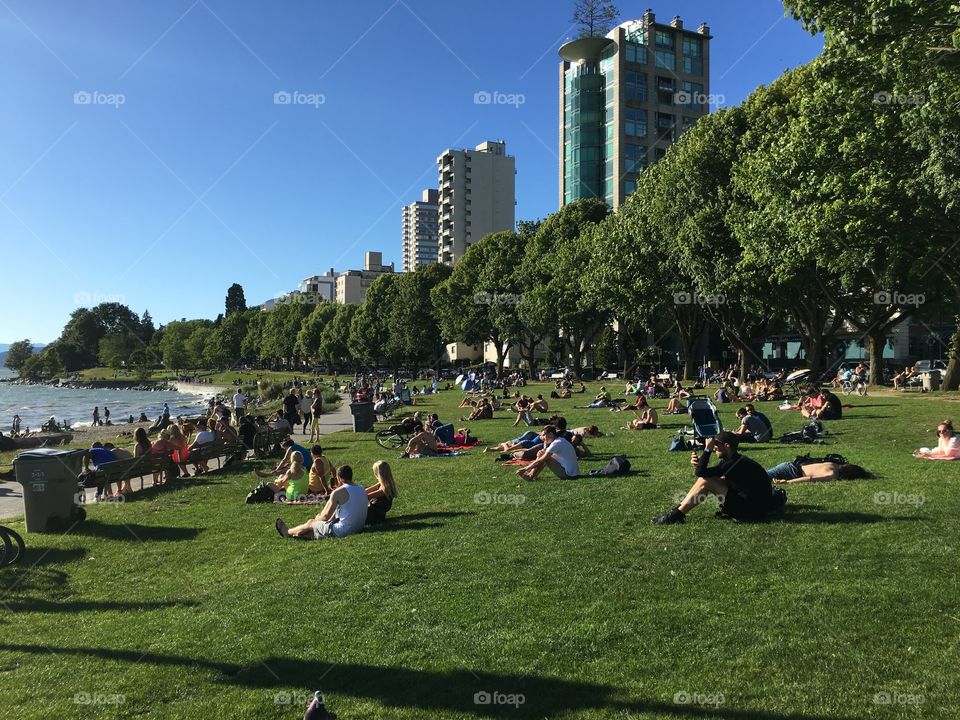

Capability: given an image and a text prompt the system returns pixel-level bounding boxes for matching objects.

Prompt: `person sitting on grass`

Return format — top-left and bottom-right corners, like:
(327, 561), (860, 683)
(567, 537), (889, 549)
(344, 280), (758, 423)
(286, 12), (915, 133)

(652, 431), (779, 525)
(766, 457), (872, 483)
(731, 407), (771, 443)
(458, 395), (478, 409)
(587, 387), (613, 408)
(307, 445), (335, 495)
(713, 383), (733, 404)
(366, 460), (398, 525)
(800, 387), (825, 418)
(258, 437), (314, 478)
(516, 425), (579, 481)
(401, 422), (438, 458)
(531, 394), (549, 412)
(512, 395), (533, 427)
(275, 465), (368, 540)
(913, 419), (960, 460)
(466, 398), (493, 421)
(267, 450), (309, 501)
(816, 389), (843, 421)
(626, 398), (658, 430)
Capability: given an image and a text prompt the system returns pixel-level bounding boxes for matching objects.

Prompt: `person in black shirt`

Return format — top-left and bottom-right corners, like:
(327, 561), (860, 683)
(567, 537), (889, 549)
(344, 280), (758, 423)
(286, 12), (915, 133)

(653, 431), (776, 524)
(816, 390), (843, 421)
(283, 390), (301, 428)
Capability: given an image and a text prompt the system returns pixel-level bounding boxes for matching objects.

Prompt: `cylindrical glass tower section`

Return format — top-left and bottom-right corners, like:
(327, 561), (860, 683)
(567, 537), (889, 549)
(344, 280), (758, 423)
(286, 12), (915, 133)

(560, 37), (615, 205)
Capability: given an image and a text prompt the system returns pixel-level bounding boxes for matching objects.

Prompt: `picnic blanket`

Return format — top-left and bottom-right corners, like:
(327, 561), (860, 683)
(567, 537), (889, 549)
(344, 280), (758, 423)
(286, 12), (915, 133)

(409, 449), (469, 459)
(274, 494), (329, 504)
(499, 458), (528, 467)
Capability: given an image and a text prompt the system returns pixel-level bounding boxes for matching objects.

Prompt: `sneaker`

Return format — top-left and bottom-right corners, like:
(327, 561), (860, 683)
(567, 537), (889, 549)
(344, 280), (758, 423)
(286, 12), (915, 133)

(652, 507), (685, 525)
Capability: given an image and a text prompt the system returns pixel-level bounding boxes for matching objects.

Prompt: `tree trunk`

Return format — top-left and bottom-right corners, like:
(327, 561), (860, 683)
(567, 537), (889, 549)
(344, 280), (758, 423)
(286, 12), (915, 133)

(867, 329), (887, 386)
(942, 316), (960, 391)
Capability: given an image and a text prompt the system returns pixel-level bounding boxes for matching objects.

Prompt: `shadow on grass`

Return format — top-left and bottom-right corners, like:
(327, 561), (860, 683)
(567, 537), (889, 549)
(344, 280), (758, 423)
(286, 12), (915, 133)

(68, 520), (203, 542)
(0, 644), (860, 720)
(4, 597), (201, 613)
(105, 471), (234, 503)
(363, 511), (475, 534)
(775, 504), (928, 525)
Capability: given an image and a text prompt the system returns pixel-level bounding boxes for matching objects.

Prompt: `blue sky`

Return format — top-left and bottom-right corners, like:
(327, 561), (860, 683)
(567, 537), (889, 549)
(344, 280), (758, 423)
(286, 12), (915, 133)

(0, 0), (822, 343)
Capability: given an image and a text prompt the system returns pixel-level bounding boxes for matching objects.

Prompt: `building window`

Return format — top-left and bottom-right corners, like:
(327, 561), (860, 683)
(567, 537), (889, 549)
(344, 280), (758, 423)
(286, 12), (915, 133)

(655, 50), (675, 71)
(625, 180), (637, 196)
(624, 143), (647, 174)
(625, 21), (646, 43)
(655, 147), (666, 160)
(655, 30), (673, 48)
(680, 80), (703, 107)
(625, 108), (647, 137)
(625, 71), (647, 102)
(624, 42), (647, 65)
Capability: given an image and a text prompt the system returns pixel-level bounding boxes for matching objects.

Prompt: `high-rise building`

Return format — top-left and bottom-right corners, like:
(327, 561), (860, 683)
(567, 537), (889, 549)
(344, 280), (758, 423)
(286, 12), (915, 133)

(437, 140), (516, 266)
(335, 251), (395, 305)
(402, 189), (440, 272)
(559, 10), (711, 209)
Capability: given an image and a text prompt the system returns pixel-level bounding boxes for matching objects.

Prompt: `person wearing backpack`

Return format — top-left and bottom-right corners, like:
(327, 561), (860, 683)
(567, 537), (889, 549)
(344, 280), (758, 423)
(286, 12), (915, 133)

(653, 431), (779, 524)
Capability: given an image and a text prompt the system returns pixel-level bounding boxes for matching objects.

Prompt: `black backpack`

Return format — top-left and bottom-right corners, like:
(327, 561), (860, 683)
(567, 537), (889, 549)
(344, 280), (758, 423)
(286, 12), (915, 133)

(244, 482), (275, 504)
(589, 455), (631, 476)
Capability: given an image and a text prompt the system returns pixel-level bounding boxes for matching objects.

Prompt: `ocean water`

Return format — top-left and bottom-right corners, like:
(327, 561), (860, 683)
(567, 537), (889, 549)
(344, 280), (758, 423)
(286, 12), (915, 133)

(0, 368), (213, 433)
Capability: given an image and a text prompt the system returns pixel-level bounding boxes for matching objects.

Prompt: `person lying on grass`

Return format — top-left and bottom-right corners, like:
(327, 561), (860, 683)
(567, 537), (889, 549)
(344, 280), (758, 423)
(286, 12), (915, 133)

(484, 429), (544, 455)
(516, 425), (580, 481)
(275, 465), (368, 540)
(267, 450), (309, 501)
(308, 445), (335, 496)
(612, 391), (645, 413)
(465, 398), (493, 421)
(257, 437), (314, 478)
(652, 431), (779, 525)
(366, 460), (397, 525)
(913, 419), (960, 460)
(587, 387), (613, 408)
(569, 425), (603, 439)
(401, 422), (438, 458)
(766, 456), (872, 483)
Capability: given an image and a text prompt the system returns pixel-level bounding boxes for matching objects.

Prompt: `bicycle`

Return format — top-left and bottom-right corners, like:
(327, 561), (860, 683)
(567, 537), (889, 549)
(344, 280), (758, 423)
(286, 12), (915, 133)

(0, 525), (25, 567)
(375, 428), (409, 450)
(841, 375), (868, 396)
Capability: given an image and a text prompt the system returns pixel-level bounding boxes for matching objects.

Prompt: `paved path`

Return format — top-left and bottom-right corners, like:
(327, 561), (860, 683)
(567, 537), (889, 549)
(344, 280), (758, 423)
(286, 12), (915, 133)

(0, 396), (355, 521)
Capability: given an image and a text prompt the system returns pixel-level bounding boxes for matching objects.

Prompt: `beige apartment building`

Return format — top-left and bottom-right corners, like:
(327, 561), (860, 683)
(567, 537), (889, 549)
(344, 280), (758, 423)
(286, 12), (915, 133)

(437, 140), (516, 265)
(335, 251), (395, 305)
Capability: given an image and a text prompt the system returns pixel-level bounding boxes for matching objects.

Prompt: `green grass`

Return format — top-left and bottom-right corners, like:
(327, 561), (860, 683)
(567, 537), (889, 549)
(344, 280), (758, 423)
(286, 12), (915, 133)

(1, 385), (959, 719)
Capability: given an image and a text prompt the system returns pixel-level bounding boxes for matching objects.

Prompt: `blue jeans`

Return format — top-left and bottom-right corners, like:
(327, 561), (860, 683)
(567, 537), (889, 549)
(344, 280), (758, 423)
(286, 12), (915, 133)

(511, 431), (541, 449)
(767, 461), (803, 481)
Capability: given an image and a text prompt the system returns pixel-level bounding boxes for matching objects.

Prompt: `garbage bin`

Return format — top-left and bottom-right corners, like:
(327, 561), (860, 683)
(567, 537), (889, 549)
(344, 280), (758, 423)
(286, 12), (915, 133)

(12, 448), (87, 533)
(349, 403), (375, 433)
(922, 370), (942, 392)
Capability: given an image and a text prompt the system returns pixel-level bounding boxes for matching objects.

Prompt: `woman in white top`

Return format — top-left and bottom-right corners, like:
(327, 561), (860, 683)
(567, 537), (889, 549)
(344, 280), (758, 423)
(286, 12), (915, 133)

(275, 465), (369, 539)
(914, 420), (960, 460)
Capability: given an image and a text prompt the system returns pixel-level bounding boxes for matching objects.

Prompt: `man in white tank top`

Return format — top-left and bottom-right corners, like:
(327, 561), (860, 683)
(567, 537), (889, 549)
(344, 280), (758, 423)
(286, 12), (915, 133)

(275, 465), (368, 540)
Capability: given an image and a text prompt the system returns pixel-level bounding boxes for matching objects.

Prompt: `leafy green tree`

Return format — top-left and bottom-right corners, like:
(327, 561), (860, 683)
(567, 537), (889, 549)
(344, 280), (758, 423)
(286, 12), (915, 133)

(185, 325), (214, 368)
(241, 310), (268, 362)
(225, 283), (247, 316)
(295, 302), (338, 361)
(98, 331), (137, 371)
(206, 311), (251, 369)
(4, 339), (33, 372)
(572, 0), (619, 38)
(260, 301), (313, 366)
(349, 275), (403, 368)
(319, 304), (358, 368)
(159, 322), (194, 372)
(390, 263), (453, 366)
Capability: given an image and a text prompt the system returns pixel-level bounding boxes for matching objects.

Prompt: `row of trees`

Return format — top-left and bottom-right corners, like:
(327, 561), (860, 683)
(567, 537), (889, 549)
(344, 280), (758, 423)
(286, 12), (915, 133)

(14, 1), (958, 388)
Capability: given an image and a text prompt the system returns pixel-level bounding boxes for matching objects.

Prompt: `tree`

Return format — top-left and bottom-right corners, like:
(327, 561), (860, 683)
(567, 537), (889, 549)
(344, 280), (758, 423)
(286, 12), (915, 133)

(318, 304), (358, 368)
(260, 301), (313, 366)
(206, 310), (251, 369)
(4, 339), (33, 373)
(572, 0), (619, 38)
(159, 322), (194, 372)
(241, 311), (268, 362)
(389, 263), (453, 367)
(349, 275), (403, 368)
(225, 283), (247, 316)
(295, 302), (338, 361)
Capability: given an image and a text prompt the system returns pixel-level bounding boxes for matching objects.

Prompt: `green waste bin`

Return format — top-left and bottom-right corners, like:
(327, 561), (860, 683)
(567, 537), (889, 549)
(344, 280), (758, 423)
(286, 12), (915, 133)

(13, 448), (87, 533)
(349, 402), (375, 432)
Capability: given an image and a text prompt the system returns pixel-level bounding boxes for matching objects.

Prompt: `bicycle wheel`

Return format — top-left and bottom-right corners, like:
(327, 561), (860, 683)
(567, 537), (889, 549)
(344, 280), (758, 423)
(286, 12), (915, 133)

(0, 526), (25, 567)
(375, 431), (404, 449)
(841, 381), (853, 396)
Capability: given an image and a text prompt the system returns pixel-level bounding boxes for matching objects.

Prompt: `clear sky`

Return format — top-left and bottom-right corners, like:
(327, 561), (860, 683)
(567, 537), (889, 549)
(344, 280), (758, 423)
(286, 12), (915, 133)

(0, 0), (822, 343)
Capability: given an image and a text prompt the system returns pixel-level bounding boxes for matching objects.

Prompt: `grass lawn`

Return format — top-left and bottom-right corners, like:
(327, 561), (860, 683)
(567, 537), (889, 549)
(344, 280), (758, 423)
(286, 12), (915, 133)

(1, 385), (958, 719)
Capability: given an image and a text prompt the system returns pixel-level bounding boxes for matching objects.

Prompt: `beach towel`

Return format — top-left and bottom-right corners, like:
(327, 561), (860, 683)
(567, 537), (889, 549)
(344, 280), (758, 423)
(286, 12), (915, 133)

(499, 458), (528, 467)
(408, 450), (469, 459)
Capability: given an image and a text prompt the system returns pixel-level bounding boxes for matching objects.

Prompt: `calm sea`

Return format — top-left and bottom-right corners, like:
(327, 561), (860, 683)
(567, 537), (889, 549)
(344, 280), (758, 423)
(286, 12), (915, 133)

(0, 368), (212, 432)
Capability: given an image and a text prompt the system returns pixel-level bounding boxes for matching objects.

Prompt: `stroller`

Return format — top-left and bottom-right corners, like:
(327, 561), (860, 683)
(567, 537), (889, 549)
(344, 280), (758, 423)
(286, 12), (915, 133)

(670, 396), (723, 451)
